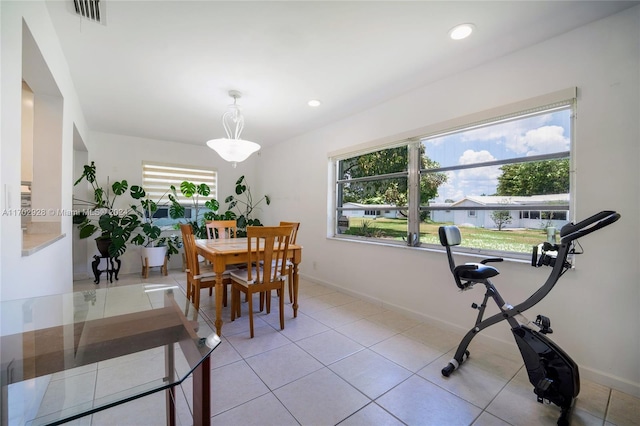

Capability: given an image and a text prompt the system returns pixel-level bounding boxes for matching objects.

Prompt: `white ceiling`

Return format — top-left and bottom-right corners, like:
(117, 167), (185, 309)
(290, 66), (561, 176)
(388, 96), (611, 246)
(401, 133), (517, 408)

(45, 1), (637, 148)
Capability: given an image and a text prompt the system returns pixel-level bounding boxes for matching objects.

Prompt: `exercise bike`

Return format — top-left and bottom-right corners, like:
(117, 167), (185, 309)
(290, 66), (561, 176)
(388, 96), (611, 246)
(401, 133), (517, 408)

(438, 210), (620, 425)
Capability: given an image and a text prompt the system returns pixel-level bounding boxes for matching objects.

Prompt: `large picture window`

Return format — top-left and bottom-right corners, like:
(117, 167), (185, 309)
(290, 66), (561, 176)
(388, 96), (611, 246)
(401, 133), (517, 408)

(142, 162), (217, 227)
(333, 93), (574, 257)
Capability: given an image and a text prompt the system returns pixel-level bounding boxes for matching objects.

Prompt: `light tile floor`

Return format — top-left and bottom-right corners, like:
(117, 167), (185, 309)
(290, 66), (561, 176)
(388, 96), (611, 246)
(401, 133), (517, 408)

(66, 270), (639, 426)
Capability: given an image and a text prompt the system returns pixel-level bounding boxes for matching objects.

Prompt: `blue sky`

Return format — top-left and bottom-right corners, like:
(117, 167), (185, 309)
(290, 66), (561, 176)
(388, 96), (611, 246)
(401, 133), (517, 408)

(422, 108), (571, 202)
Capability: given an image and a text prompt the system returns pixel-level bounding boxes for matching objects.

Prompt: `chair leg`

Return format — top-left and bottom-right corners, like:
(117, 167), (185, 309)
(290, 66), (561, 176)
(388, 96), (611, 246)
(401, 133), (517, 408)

(231, 285), (237, 321)
(279, 283), (285, 331)
(231, 284), (243, 319)
(186, 277), (192, 302)
(288, 270), (293, 303)
(247, 288), (254, 338)
(223, 284), (228, 307)
(194, 283), (201, 311)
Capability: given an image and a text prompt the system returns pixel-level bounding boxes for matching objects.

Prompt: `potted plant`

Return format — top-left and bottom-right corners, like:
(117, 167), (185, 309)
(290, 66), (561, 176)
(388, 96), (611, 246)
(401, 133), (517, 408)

(168, 181), (223, 239)
(166, 176), (270, 238)
(73, 162), (141, 258)
(223, 175), (270, 236)
(129, 186), (181, 275)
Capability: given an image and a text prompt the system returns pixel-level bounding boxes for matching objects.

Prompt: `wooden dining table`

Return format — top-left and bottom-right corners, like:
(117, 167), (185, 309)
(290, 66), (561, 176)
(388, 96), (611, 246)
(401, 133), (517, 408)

(195, 238), (302, 336)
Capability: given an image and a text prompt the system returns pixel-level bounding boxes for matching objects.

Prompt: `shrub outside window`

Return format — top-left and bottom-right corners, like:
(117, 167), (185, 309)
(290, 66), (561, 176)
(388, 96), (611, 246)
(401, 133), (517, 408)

(334, 95), (574, 258)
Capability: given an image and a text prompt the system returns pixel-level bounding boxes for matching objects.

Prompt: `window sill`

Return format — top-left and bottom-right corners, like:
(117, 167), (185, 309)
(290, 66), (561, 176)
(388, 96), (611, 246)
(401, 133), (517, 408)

(327, 235), (532, 264)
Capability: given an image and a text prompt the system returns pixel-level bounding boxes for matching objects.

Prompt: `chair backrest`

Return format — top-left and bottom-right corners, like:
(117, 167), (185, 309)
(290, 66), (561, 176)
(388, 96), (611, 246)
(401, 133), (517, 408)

(179, 223), (193, 238)
(439, 225), (461, 274)
(246, 225), (292, 285)
(182, 232), (201, 276)
(279, 221), (300, 245)
(205, 220), (237, 240)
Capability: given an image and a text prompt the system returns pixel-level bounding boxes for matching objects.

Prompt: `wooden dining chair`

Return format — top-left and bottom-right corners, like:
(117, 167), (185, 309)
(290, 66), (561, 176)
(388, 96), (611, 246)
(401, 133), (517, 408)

(180, 224), (231, 309)
(205, 220), (237, 240)
(229, 225), (293, 338)
(279, 221), (300, 303)
(179, 224), (196, 301)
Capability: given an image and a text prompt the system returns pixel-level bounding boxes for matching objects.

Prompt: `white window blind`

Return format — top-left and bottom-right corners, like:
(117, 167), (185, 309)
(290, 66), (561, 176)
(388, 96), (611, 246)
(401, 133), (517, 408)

(142, 162), (217, 205)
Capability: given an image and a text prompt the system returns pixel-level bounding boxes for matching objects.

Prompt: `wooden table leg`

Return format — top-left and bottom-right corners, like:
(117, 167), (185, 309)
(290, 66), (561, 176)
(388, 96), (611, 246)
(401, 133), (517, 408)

(192, 356), (210, 426)
(214, 268), (224, 336)
(165, 343), (176, 426)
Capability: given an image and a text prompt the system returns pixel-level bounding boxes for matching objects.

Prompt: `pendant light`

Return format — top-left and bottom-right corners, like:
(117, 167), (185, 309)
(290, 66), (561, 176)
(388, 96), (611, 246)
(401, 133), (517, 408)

(206, 90), (260, 167)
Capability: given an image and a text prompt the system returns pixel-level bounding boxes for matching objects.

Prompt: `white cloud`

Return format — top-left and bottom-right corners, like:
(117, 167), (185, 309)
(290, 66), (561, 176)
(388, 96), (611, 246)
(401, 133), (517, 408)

(433, 151), (501, 202)
(459, 149), (494, 164)
(460, 114), (554, 143)
(436, 171), (463, 202)
(506, 125), (569, 156)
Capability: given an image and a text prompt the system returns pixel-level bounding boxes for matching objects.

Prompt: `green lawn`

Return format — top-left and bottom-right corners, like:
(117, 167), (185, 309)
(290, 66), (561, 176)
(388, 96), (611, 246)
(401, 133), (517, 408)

(343, 217), (551, 253)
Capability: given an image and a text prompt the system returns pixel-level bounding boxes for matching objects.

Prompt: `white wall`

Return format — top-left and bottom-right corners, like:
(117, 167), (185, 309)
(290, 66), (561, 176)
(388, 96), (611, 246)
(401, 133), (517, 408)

(82, 132), (261, 275)
(259, 7), (640, 396)
(1, 0), (637, 399)
(72, 146), (89, 279)
(1, 1), (90, 300)
(21, 83), (34, 183)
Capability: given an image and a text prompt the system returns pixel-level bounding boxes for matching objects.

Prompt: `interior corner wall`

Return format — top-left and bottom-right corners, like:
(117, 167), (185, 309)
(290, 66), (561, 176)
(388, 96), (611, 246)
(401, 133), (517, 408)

(83, 132), (260, 275)
(259, 7), (640, 396)
(1, 1), (90, 300)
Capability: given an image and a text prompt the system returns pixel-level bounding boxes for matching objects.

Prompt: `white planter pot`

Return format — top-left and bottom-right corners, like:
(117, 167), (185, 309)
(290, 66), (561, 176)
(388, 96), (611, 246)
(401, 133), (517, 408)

(141, 246), (168, 267)
(141, 246), (168, 278)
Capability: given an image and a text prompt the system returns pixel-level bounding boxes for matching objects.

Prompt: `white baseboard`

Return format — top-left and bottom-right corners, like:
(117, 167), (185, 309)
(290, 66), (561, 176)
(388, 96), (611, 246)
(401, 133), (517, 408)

(299, 273), (640, 398)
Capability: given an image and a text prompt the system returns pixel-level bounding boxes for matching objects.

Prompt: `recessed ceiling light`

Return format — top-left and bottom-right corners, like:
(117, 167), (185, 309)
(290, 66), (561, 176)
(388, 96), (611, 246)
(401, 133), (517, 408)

(449, 23), (475, 40)
(308, 99), (321, 107)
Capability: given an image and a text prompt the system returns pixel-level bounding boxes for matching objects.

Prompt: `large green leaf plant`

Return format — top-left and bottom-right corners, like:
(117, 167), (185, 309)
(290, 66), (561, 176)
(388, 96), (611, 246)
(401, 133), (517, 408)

(168, 181), (224, 239)
(224, 175), (270, 236)
(167, 175), (269, 238)
(73, 162), (141, 258)
(129, 186), (180, 259)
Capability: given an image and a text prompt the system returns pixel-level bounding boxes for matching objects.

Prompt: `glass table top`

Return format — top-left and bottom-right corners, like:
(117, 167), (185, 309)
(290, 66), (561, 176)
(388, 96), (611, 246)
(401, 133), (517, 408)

(0, 284), (220, 425)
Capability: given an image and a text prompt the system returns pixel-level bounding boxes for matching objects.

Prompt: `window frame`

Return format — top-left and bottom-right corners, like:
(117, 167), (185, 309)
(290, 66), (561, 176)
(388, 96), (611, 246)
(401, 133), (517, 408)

(142, 162), (217, 205)
(141, 162), (217, 227)
(330, 89), (577, 260)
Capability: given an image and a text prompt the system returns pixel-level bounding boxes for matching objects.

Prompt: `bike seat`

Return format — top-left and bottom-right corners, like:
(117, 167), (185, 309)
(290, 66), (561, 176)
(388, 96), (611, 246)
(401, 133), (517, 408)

(454, 263), (500, 283)
(440, 225), (502, 289)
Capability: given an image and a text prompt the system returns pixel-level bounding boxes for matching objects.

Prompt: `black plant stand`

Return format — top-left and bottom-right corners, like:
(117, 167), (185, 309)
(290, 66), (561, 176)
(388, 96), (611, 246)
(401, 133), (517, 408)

(92, 255), (121, 284)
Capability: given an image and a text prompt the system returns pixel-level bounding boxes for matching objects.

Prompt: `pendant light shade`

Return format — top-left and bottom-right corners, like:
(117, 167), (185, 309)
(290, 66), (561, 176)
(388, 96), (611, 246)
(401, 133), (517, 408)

(206, 90), (260, 167)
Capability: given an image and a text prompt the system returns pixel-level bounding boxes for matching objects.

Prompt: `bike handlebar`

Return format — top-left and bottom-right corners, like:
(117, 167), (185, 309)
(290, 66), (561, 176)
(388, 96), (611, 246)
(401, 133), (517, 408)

(559, 210), (620, 243)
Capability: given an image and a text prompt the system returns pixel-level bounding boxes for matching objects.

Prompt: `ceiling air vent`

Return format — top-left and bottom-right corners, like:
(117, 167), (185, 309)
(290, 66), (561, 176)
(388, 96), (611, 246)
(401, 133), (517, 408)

(73, 0), (103, 24)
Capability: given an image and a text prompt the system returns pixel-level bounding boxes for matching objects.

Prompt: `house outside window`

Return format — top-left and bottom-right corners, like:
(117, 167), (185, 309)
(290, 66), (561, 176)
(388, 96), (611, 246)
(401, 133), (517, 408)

(332, 89), (575, 257)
